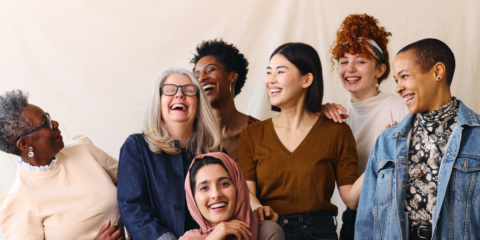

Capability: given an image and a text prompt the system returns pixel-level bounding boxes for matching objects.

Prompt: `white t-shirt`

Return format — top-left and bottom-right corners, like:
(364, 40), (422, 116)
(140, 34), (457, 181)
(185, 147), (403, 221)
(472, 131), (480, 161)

(345, 92), (409, 174)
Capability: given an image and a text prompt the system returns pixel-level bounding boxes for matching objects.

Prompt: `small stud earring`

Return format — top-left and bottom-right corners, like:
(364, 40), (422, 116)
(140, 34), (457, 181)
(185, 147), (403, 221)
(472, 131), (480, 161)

(28, 146), (34, 158)
(437, 77), (440, 80)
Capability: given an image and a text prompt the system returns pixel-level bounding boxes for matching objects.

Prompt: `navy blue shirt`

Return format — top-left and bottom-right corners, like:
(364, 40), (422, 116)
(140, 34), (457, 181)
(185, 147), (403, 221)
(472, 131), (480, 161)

(117, 134), (198, 240)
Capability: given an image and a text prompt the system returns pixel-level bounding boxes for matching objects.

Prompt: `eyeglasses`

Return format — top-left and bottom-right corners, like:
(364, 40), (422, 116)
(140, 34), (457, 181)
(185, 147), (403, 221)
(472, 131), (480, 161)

(16, 113), (53, 142)
(160, 84), (199, 97)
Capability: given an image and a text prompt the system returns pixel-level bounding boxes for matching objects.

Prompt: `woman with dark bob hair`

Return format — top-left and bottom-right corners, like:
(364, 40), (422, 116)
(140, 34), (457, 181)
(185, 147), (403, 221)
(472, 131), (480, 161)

(0, 90), (123, 240)
(237, 43), (364, 239)
(191, 39), (259, 161)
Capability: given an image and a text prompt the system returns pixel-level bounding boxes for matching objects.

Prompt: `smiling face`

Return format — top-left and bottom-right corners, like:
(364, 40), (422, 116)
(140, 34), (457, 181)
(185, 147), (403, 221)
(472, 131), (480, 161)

(194, 164), (236, 227)
(393, 51), (437, 114)
(160, 74), (198, 126)
(22, 104), (64, 157)
(194, 56), (234, 107)
(338, 53), (383, 96)
(264, 54), (310, 110)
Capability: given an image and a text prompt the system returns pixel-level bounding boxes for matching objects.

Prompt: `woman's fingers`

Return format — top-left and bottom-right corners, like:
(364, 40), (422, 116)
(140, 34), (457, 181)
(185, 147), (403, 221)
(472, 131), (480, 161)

(263, 207), (271, 217)
(334, 103), (347, 113)
(256, 207), (265, 220)
(110, 227), (123, 239)
(271, 212), (279, 222)
(104, 226), (118, 237)
(340, 113), (349, 119)
(98, 220), (111, 234)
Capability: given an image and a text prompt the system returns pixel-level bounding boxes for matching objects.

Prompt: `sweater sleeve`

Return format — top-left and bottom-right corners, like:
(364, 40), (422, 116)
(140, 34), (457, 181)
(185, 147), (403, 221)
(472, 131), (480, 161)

(0, 194), (44, 240)
(335, 124), (360, 187)
(117, 135), (175, 240)
(74, 135), (118, 183)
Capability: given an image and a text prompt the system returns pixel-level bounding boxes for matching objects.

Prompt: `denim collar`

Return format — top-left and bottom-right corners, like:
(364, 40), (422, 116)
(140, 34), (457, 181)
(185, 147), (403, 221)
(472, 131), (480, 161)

(388, 99), (479, 139)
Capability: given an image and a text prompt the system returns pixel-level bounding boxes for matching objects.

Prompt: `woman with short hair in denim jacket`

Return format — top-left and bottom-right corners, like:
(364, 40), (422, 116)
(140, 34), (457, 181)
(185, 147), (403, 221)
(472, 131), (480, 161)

(356, 38), (480, 240)
(117, 68), (222, 240)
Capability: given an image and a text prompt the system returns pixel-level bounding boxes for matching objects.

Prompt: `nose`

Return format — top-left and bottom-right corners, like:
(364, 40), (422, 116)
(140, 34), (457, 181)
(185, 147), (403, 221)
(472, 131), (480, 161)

(395, 81), (404, 95)
(174, 87), (186, 99)
(198, 71), (207, 83)
(210, 186), (223, 199)
(347, 62), (356, 73)
(52, 120), (60, 129)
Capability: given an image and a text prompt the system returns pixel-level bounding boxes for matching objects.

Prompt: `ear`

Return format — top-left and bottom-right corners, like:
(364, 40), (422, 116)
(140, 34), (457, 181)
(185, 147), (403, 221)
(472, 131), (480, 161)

(375, 63), (387, 79)
(302, 73), (314, 88)
(228, 72), (238, 84)
(16, 138), (30, 153)
(433, 62), (446, 82)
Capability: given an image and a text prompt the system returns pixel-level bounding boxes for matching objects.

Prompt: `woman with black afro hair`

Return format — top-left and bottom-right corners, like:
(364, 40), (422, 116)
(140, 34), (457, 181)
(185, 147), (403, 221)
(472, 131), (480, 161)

(191, 39), (259, 160)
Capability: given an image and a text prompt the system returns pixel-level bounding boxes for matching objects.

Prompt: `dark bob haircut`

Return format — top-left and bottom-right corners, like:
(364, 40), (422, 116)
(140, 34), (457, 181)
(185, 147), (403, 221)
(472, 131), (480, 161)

(191, 39), (249, 97)
(269, 42), (324, 113)
(397, 38), (456, 85)
(189, 156), (229, 195)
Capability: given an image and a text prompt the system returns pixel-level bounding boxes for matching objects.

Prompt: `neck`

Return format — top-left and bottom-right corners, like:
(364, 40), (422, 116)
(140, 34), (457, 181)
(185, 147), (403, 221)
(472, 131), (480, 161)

(167, 122), (194, 148)
(212, 97), (243, 134)
(427, 89), (453, 113)
(276, 95), (317, 130)
(20, 154), (54, 167)
(350, 86), (379, 103)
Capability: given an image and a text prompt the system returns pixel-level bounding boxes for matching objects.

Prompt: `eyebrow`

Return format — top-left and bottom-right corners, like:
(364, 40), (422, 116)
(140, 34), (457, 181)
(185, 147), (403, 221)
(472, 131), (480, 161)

(194, 64), (217, 73)
(397, 70), (407, 75)
(197, 176), (232, 187)
(266, 65), (288, 70)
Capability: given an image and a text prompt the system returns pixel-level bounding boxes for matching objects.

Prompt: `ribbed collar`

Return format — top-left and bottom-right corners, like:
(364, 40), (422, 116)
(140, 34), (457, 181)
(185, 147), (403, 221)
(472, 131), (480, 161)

(16, 156), (57, 173)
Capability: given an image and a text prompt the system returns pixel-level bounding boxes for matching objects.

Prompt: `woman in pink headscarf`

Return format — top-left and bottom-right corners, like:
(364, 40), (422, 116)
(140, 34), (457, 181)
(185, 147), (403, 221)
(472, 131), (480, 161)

(181, 152), (284, 240)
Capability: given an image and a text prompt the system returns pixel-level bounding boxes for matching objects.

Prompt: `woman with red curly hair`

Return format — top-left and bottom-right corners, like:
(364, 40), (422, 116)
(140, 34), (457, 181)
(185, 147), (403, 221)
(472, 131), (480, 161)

(323, 14), (408, 240)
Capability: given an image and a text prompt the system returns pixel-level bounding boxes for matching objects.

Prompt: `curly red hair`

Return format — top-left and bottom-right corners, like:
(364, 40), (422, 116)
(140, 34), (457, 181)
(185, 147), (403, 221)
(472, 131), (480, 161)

(330, 14), (392, 83)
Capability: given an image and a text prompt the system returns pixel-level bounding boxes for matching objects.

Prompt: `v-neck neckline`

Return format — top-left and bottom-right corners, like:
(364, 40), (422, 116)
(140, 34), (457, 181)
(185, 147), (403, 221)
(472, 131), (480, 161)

(267, 115), (323, 157)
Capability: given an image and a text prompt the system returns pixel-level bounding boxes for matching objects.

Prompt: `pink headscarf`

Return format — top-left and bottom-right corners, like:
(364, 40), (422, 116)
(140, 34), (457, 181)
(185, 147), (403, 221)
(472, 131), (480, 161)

(181, 152), (259, 240)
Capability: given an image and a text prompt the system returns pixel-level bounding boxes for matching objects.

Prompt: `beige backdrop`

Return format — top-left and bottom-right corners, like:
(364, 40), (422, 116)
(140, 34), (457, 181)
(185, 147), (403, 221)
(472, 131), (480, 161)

(1, 0), (480, 238)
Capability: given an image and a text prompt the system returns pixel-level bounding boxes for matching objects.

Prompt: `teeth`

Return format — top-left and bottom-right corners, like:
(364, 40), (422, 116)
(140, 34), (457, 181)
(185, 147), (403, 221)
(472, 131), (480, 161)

(403, 94), (415, 102)
(203, 84), (215, 91)
(170, 104), (187, 110)
(270, 88), (282, 93)
(209, 202), (227, 209)
(346, 77), (360, 82)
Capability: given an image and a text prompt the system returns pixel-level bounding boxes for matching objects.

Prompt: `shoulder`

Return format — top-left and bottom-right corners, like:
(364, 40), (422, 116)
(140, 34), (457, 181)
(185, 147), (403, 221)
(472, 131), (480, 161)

(243, 118), (269, 133)
(122, 133), (146, 147)
(319, 115), (353, 133)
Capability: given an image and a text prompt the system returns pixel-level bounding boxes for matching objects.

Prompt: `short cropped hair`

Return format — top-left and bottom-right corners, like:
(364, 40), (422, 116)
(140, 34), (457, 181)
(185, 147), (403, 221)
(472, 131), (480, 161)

(191, 39), (249, 97)
(270, 42), (324, 113)
(0, 90), (31, 156)
(397, 38), (456, 85)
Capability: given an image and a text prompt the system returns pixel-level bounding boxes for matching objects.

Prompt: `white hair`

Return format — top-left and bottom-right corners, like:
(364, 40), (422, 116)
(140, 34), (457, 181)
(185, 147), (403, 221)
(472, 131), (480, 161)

(142, 67), (222, 156)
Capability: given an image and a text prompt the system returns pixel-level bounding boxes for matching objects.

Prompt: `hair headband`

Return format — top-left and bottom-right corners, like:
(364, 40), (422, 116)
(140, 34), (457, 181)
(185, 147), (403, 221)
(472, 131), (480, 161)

(343, 38), (385, 63)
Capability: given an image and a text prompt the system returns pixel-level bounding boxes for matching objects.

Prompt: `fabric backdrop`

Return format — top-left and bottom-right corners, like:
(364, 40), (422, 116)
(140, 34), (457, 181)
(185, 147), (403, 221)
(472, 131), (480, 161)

(1, 0), (479, 238)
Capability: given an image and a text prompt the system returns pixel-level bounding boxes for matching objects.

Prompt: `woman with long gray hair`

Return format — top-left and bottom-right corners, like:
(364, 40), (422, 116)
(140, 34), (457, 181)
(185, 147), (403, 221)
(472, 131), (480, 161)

(117, 68), (223, 240)
(0, 90), (123, 240)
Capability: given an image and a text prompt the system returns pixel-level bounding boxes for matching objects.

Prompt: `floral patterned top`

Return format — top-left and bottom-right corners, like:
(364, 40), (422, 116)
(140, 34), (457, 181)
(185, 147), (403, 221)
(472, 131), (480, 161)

(405, 97), (459, 228)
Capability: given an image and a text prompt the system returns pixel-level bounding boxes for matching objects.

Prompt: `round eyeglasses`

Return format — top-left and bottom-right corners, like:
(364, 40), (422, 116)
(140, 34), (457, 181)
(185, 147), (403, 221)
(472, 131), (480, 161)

(160, 84), (199, 97)
(16, 113), (53, 142)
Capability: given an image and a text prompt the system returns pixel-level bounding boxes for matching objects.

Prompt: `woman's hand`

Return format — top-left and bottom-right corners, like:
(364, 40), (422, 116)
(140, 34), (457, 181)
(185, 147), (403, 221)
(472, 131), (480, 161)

(374, 121), (398, 142)
(95, 220), (124, 240)
(319, 103), (349, 123)
(205, 220), (252, 240)
(255, 207), (279, 222)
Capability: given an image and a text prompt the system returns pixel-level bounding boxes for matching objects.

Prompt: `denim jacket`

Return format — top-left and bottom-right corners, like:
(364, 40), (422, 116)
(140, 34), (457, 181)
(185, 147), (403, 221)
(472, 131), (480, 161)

(355, 100), (480, 240)
(117, 134), (185, 240)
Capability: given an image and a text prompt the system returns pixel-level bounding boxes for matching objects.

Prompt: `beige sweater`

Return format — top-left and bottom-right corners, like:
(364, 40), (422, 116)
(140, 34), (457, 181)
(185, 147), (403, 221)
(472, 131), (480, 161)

(346, 92), (409, 174)
(0, 136), (120, 240)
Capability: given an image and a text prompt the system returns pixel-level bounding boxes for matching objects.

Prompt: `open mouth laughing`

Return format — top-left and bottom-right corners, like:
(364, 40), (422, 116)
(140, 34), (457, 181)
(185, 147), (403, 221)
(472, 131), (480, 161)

(202, 83), (216, 94)
(208, 201), (227, 212)
(403, 93), (415, 105)
(345, 77), (361, 84)
(170, 103), (188, 111)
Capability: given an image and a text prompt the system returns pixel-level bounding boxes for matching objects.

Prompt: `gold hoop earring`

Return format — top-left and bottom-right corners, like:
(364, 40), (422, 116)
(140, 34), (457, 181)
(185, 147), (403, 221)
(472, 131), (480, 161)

(230, 83), (235, 100)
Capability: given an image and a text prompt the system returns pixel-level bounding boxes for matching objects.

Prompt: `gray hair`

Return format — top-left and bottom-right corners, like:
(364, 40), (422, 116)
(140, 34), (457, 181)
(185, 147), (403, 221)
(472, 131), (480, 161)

(0, 90), (31, 156)
(143, 67), (222, 156)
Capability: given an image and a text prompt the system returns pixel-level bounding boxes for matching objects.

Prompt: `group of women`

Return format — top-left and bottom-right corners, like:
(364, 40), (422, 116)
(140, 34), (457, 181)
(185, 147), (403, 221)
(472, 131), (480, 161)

(0, 14), (408, 240)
